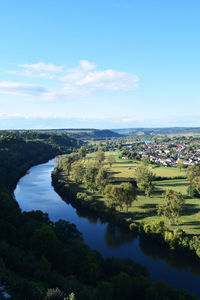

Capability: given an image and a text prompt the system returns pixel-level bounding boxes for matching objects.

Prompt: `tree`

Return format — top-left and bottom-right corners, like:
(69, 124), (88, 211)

(70, 162), (85, 183)
(84, 166), (99, 192)
(104, 183), (137, 212)
(95, 148), (105, 164)
(107, 154), (115, 167)
(177, 159), (184, 171)
(119, 182), (137, 212)
(141, 155), (149, 166)
(187, 165), (200, 196)
(78, 147), (86, 159)
(104, 185), (122, 210)
(95, 168), (110, 192)
(193, 176), (200, 194)
(187, 164), (200, 184)
(157, 189), (185, 225)
(135, 166), (155, 197)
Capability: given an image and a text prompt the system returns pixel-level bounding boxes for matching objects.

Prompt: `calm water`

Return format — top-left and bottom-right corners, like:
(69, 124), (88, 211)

(14, 159), (200, 298)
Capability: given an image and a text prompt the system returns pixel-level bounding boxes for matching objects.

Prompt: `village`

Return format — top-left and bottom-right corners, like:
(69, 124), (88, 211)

(121, 138), (200, 167)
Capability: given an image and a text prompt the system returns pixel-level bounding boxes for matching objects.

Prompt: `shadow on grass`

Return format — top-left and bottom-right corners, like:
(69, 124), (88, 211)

(130, 210), (157, 220)
(139, 203), (157, 210)
(182, 203), (199, 216)
(182, 221), (200, 226)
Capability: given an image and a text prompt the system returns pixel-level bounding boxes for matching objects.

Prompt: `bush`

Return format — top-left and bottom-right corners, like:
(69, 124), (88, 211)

(76, 192), (93, 202)
(187, 185), (199, 197)
(129, 223), (138, 233)
(44, 288), (65, 300)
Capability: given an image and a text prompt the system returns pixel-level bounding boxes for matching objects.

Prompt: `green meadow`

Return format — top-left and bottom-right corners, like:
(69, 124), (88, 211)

(77, 151), (200, 236)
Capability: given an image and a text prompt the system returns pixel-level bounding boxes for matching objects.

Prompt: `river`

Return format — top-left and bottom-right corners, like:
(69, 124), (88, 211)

(14, 159), (200, 297)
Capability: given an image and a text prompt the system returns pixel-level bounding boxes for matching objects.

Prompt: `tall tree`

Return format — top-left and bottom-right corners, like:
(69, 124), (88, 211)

(177, 159), (184, 171)
(104, 183), (137, 212)
(70, 161), (85, 183)
(84, 166), (99, 192)
(158, 189), (185, 225)
(141, 155), (149, 166)
(135, 166), (155, 197)
(187, 164), (200, 183)
(107, 154), (115, 167)
(95, 148), (105, 164)
(78, 146), (86, 159)
(95, 168), (110, 192)
(119, 182), (137, 212)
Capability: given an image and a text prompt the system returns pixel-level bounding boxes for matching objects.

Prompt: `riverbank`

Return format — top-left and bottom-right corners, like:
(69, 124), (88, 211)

(52, 164), (200, 263)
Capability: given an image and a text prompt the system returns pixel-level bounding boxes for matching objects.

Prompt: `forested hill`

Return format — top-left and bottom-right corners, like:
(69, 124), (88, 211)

(113, 127), (200, 136)
(64, 129), (121, 139)
(11, 129), (122, 140)
(0, 131), (79, 190)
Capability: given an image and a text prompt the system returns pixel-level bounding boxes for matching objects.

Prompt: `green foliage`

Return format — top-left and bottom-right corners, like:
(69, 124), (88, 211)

(76, 192), (93, 202)
(107, 154), (115, 167)
(44, 288), (65, 300)
(177, 159), (184, 171)
(78, 147), (86, 158)
(187, 164), (200, 193)
(135, 166), (155, 197)
(94, 281), (114, 300)
(70, 162), (85, 183)
(95, 168), (110, 192)
(67, 293), (76, 300)
(95, 148), (105, 164)
(31, 224), (59, 257)
(111, 272), (132, 300)
(84, 166), (99, 192)
(187, 185), (199, 197)
(158, 189), (185, 225)
(104, 182), (137, 212)
(141, 155), (150, 166)
(189, 236), (200, 258)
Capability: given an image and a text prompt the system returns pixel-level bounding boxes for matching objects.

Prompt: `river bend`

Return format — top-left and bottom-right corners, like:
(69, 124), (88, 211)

(14, 159), (200, 297)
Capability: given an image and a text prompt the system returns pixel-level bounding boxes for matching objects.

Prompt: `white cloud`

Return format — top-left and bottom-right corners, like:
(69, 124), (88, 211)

(79, 60), (96, 71)
(19, 62), (65, 73)
(0, 81), (47, 96)
(3, 60), (139, 99)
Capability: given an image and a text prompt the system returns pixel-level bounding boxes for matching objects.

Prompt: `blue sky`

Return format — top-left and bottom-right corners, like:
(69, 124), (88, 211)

(0, 0), (200, 129)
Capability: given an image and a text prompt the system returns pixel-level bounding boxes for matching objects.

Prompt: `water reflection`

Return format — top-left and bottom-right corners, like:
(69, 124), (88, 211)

(139, 236), (200, 276)
(105, 224), (137, 248)
(76, 208), (137, 248)
(76, 208), (104, 224)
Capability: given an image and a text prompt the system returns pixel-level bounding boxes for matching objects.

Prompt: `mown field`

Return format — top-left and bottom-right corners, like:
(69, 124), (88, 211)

(83, 151), (200, 235)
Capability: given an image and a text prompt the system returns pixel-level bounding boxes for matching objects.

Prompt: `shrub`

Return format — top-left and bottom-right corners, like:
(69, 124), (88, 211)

(44, 288), (65, 300)
(187, 185), (199, 197)
(129, 223), (138, 232)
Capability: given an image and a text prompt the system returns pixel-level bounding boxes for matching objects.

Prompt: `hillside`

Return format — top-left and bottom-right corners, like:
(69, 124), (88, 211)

(11, 129), (122, 140)
(113, 127), (200, 136)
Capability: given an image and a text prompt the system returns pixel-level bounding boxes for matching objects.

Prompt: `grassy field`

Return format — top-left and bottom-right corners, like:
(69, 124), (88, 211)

(78, 151), (200, 235)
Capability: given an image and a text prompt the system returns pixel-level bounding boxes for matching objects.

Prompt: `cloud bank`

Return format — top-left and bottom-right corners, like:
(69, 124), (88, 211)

(3, 60), (139, 100)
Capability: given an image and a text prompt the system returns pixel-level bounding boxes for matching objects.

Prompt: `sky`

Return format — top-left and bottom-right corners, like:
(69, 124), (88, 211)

(0, 0), (200, 129)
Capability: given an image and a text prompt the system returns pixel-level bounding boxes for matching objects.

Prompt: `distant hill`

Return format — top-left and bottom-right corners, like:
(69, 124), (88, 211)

(60, 129), (121, 139)
(11, 128), (121, 140)
(112, 127), (200, 136)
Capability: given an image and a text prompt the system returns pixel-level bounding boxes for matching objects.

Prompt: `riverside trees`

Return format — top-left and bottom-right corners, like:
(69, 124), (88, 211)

(104, 183), (137, 212)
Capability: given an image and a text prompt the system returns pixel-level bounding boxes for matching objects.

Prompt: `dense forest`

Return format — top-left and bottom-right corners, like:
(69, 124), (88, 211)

(9, 129), (121, 140)
(0, 132), (198, 299)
